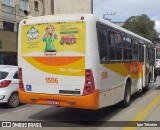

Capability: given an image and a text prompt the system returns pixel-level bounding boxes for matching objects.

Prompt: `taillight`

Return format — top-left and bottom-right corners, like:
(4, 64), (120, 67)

(18, 67), (25, 92)
(0, 80), (11, 88)
(83, 69), (95, 95)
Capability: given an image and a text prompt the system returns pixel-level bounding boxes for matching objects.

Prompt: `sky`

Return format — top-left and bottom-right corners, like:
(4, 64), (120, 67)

(93, 0), (160, 32)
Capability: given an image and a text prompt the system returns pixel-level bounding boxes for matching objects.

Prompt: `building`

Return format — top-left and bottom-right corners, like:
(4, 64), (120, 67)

(0, 31), (17, 65)
(43, 0), (93, 15)
(0, 0), (43, 65)
(0, 0), (43, 31)
(42, 0), (52, 15)
(0, 0), (93, 65)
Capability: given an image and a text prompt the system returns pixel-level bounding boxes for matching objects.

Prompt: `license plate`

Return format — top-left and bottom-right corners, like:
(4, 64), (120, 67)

(47, 100), (60, 105)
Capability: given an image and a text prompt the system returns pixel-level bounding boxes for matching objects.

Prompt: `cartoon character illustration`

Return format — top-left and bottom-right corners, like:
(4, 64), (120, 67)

(42, 25), (59, 54)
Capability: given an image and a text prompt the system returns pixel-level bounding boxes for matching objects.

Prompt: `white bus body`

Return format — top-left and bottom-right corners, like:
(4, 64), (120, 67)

(18, 14), (156, 109)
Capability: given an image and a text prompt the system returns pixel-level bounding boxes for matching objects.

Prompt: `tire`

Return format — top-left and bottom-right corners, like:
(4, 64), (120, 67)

(8, 93), (20, 108)
(123, 81), (131, 108)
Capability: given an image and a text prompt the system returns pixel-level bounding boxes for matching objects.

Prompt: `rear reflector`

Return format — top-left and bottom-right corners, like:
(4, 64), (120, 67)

(18, 67), (25, 92)
(83, 69), (95, 95)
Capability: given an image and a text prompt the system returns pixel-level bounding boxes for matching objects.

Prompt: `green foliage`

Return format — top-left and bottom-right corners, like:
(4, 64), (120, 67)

(122, 14), (158, 41)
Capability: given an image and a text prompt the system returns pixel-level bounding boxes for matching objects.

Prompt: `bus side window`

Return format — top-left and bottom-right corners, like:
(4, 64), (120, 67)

(151, 47), (155, 65)
(109, 32), (115, 46)
(115, 34), (123, 47)
(132, 40), (139, 61)
(108, 31), (116, 60)
(97, 25), (108, 63)
(139, 44), (144, 62)
(108, 31), (122, 61)
(115, 33), (123, 60)
(123, 37), (132, 61)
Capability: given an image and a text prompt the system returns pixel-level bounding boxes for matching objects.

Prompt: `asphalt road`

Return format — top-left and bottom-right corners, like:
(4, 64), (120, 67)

(0, 77), (160, 130)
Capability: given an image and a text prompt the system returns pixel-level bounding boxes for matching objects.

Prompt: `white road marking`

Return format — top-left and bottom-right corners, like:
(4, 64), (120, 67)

(0, 113), (9, 117)
(0, 106), (32, 118)
(13, 107), (30, 113)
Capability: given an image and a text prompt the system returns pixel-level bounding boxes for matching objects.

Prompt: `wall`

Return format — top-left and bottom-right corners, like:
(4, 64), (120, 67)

(0, 30), (17, 65)
(0, 30), (17, 52)
(54, 0), (92, 14)
(43, 0), (93, 15)
(0, 0), (2, 29)
(1, 0), (43, 31)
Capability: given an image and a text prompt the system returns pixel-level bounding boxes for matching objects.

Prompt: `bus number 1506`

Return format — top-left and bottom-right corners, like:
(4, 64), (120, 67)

(45, 77), (58, 84)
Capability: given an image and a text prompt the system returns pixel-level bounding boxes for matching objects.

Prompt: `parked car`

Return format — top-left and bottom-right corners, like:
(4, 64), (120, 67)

(0, 65), (19, 107)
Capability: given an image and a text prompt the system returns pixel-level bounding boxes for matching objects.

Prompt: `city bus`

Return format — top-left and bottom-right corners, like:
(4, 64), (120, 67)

(18, 14), (156, 110)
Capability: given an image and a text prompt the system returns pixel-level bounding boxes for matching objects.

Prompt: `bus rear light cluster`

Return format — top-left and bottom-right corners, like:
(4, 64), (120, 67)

(83, 69), (95, 95)
(18, 68), (25, 92)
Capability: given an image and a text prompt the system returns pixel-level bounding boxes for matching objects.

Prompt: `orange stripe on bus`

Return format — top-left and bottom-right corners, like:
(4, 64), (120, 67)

(33, 56), (84, 66)
(103, 62), (142, 78)
(124, 62), (142, 74)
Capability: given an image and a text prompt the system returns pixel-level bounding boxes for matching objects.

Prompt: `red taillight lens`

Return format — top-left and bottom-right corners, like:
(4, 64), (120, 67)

(18, 67), (25, 92)
(86, 86), (92, 92)
(0, 80), (11, 88)
(18, 68), (22, 79)
(83, 69), (95, 95)
(19, 82), (25, 91)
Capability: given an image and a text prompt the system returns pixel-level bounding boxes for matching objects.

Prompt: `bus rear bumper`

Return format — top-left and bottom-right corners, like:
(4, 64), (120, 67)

(19, 90), (99, 110)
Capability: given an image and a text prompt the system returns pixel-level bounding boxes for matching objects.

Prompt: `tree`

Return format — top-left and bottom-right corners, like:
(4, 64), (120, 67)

(122, 14), (158, 41)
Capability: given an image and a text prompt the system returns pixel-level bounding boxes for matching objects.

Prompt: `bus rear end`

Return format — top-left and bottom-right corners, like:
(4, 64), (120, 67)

(18, 15), (99, 110)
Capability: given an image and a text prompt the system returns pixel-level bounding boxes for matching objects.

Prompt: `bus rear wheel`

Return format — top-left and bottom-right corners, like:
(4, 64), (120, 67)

(123, 81), (131, 108)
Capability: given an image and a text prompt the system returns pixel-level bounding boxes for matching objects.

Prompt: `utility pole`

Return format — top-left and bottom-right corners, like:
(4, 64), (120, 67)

(91, 0), (93, 14)
(103, 12), (116, 21)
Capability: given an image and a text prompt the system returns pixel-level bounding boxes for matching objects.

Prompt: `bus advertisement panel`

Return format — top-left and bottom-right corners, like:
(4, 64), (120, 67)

(19, 21), (87, 94)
